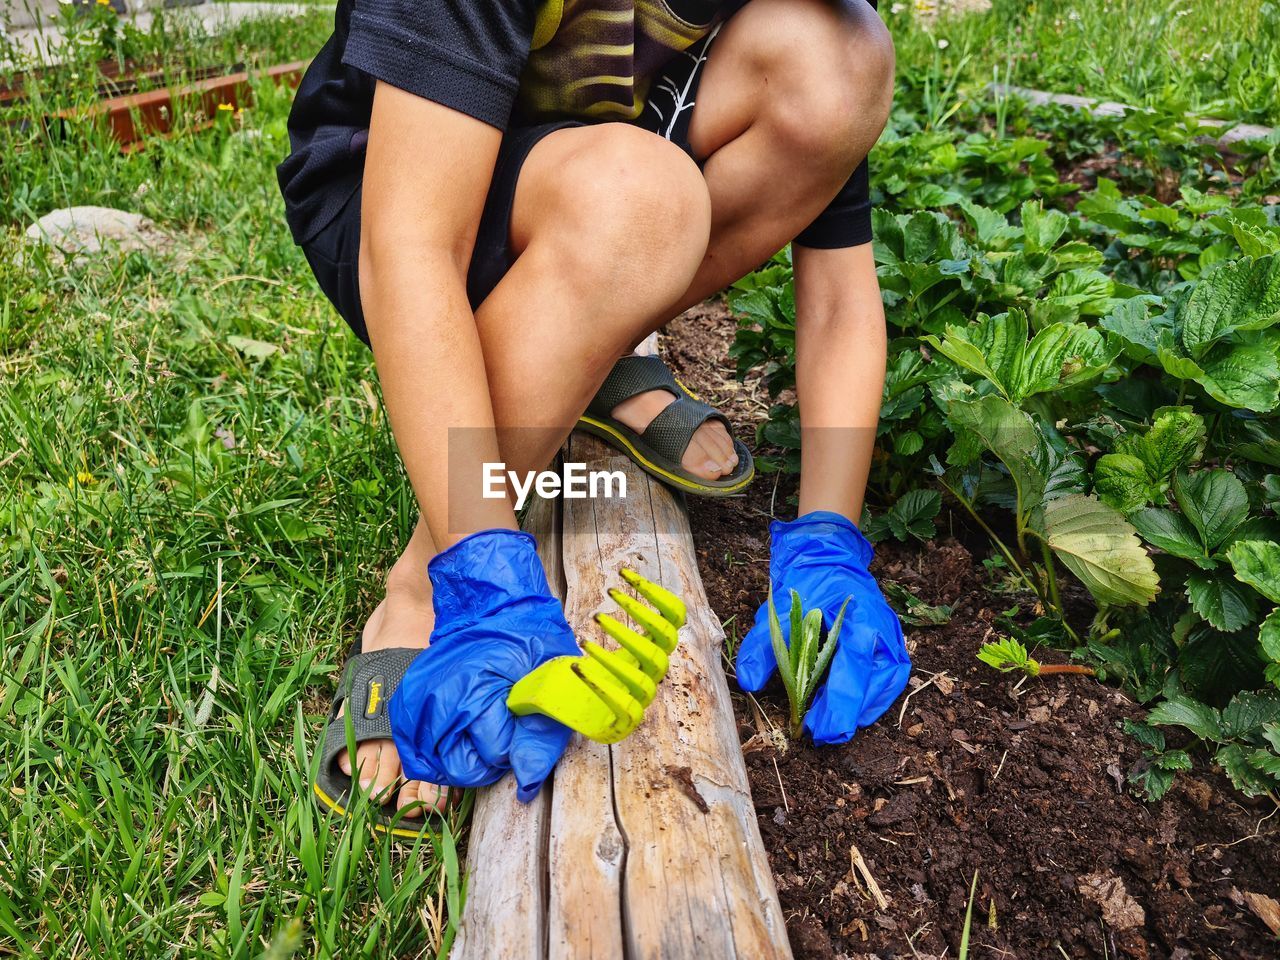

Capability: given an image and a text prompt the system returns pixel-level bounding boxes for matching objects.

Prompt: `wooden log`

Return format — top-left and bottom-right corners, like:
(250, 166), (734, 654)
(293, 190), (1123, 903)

(455, 365), (789, 959)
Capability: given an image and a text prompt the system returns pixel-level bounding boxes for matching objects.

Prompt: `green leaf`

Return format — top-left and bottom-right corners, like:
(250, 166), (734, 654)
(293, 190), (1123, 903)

(1180, 625), (1267, 705)
(1146, 695), (1223, 740)
(1123, 407), (1206, 481)
(1128, 761), (1177, 801)
(886, 489), (942, 542)
(766, 589), (797, 701)
(1131, 508), (1212, 566)
(1215, 743), (1280, 797)
(1178, 254), (1280, 358)
(946, 394), (1047, 526)
(1093, 453), (1160, 514)
(1185, 571), (1258, 632)
(1100, 297), (1165, 359)
(1173, 470), (1249, 553)
(1261, 608), (1280, 668)
(1019, 321), (1117, 397)
(1220, 690), (1280, 739)
(225, 335), (279, 361)
(1122, 718), (1166, 752)
(959, 200), (1020, 250)
(924, 310), (1027, 400)
(1020, 199), (1069, 253)
(1194, 339), (1280, 412)
(1226, 540), (1280, 604)
(884, 581), (953, 626)
(1041, 494), (1160, 607)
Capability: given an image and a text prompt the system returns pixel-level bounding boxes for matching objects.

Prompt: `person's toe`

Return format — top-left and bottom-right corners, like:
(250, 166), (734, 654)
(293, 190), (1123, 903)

(399, 780), (450, 816)
(354, 740), (402, 801)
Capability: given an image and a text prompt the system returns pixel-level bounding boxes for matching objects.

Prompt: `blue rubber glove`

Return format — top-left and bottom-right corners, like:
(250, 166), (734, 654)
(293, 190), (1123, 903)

(736, 511), (911, 744)
(389, 528), (579, 803)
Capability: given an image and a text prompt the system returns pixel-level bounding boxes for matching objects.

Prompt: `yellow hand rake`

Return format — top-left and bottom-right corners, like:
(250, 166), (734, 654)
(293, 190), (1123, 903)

(507, 568), (686, 744)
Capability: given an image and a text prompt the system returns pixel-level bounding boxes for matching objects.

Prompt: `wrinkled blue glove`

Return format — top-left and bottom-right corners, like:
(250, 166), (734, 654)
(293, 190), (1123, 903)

(389, 528), (579, 803)
(736, 511), (911, 744)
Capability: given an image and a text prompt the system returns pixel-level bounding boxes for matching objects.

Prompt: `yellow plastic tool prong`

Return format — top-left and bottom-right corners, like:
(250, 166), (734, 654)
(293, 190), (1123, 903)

(574, 656), (645, 731)
(596, 612), (669, 682)
(608, 588), (679, 654)
(583, 641), (657, 706)
(620, 568), (687, 628)
(507, 656), (621, 739)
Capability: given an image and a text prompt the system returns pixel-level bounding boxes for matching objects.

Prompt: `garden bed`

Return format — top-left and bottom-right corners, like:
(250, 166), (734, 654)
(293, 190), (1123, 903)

(662, 302), (1280, 959)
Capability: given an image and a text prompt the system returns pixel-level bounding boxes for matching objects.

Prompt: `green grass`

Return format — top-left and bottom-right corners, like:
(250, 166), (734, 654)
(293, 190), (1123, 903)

(2, 0), (1277, 954)
(889, 0), (1280, 126)
(1, 29), (463, 955)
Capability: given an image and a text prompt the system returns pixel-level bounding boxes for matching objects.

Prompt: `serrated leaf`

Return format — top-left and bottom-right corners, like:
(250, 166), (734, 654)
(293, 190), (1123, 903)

(1220, 690), (1280, 739)
(1021, 199), (1070, 253)
(1020, 321), (1117, 397)
(1122, 717), (1166, 752)
(1226, 540), (1280, 604)
(1146, 695), (1223, 740)
(1128, 761), (1177, 801)
(1179, 254), (1280, 357)
(924, 310), (1026, 400)
(1261, 608), (1280, 665)
(1215, 743), (1280, 797)
(1130, 407), (1206, 480)
(1174, 470), (1249, 552)
(1155, 749), (1193, 771)
(1100, 297), (1166, 359)
(1195, 339), (1280, 412)
(946, 394), (1047, 525)
(1094, 453), (1160, 514)
(1180, 625), (1267, 705)
(1041, 494), (1160, 607)
(1130, 508), (1212, 566)
(226, 335), (279, 360)
(1186, 571), (1259, 632)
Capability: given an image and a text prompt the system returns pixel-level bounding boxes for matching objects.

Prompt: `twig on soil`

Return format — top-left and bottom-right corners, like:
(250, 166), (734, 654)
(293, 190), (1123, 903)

(896, 672), (946, 727)
(993, 748), (1010, 782)
(772, 756), (790, 814)
(849, 843), (890, 912)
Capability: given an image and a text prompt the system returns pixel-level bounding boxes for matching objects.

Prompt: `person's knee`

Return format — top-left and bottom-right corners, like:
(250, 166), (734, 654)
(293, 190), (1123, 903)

(763, 0), (895, 168)
(547, 125), (711, 308)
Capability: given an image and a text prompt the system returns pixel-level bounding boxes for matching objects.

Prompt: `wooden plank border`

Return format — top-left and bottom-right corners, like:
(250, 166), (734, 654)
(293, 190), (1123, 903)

(456, 365), (789, 960)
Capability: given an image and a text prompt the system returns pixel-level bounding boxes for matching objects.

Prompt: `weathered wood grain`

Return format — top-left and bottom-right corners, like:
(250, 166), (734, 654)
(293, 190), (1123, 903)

(453, 345), (789, 958)
(452, 493), (560, 960)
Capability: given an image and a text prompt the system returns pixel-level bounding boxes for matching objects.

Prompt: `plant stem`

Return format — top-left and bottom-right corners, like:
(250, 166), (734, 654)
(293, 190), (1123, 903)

(1036, 664), (1095, 676)
(1037, 537), (1081, 644)
(942, 480), (1035, 591)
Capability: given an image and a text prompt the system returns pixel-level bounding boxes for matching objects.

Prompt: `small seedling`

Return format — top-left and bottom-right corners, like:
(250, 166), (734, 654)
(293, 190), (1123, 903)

(976, 636), (1094, 678)
(768, 589), (851, 739)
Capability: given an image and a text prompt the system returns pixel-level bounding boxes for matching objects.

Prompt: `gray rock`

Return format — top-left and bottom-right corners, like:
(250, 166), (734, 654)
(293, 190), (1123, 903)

(24, 205), (166, 258)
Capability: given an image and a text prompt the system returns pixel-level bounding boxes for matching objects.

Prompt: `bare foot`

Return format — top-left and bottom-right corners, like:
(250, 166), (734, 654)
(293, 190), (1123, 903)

(610, 387), (738, 481)
(336, 571), (449, 818)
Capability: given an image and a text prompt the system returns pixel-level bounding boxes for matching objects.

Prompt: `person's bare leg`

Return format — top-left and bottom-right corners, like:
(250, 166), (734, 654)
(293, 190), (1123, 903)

(613, 0), (894, 476)
(341, 123), (712, 815)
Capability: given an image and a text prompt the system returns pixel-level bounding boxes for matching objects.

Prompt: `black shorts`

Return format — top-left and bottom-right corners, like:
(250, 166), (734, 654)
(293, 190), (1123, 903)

(301, 29), (716, 345)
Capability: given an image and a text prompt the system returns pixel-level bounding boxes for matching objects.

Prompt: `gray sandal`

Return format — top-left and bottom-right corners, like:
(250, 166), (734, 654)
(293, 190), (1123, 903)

(313, 646), (439, 838)
(577, 355), (754, 496)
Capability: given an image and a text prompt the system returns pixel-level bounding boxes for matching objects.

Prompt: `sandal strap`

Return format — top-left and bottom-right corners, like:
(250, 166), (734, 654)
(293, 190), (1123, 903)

(586, 355), (680, 417)
(318, 647), (422, 776)
(639, 395), (729, 460)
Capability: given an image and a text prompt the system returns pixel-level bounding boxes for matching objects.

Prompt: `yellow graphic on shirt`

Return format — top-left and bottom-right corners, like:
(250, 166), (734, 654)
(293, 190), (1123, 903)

(519, 0), (721, 122)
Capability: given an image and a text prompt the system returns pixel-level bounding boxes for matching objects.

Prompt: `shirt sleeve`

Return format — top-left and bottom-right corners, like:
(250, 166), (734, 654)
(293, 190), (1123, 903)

(793, 157), (872, 249)
(342, 0), (538, 129)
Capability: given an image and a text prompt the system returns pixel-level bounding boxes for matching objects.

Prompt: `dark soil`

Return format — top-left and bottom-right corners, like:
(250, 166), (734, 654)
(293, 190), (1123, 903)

(661, 300), (1280, 960)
